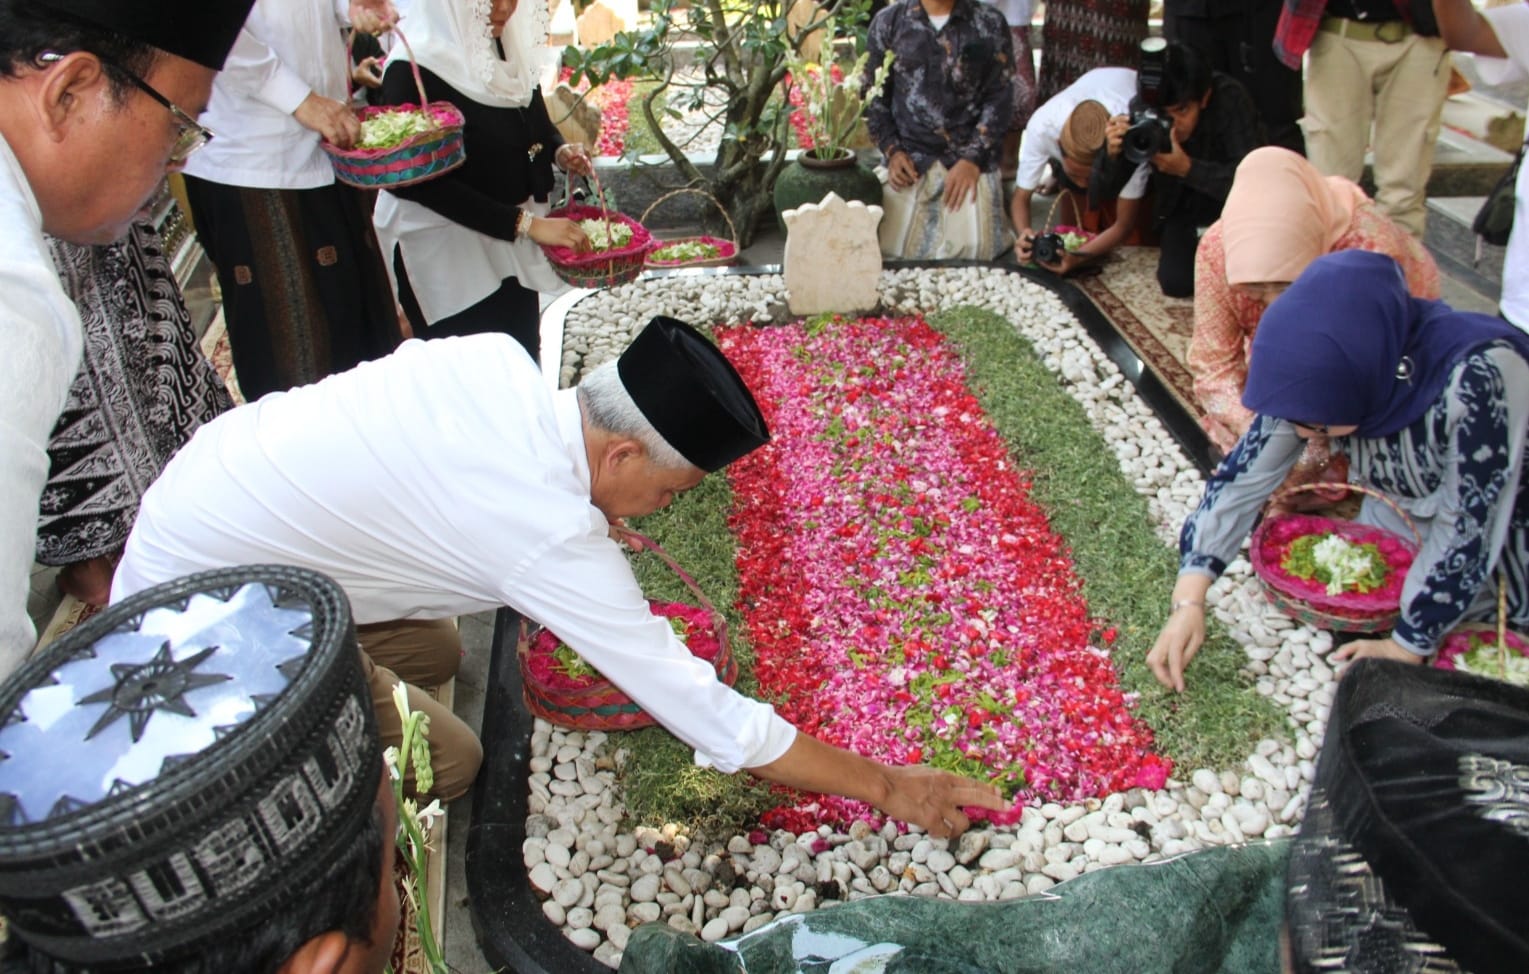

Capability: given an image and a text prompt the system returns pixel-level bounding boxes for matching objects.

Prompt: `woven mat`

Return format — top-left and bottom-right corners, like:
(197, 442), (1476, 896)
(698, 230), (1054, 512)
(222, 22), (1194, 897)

(1071, 246), (1202, 422)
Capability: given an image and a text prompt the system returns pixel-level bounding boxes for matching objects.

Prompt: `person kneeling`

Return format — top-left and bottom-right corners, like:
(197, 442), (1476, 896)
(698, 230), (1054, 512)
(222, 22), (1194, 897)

(1093, 39), (1263, 298)
(1011, 70), (1151, 276)
(866, 0), (1016, 261)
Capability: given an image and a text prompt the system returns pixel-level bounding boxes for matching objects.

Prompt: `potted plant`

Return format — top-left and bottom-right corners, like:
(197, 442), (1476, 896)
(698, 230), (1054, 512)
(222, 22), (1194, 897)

(772, 20), (892, 227)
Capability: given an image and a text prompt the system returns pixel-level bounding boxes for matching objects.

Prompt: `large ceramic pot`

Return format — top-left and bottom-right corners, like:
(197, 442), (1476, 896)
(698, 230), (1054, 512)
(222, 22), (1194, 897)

(772, 149), (883, 232)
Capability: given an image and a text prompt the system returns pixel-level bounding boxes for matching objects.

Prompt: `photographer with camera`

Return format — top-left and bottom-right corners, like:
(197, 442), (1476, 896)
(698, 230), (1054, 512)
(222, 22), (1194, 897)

(1011, 67), (1152, 276)
(1094, 39), (1264, 297)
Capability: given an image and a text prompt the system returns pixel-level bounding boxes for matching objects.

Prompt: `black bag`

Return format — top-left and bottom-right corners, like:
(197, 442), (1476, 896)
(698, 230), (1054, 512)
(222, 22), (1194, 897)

(1473, 143), (1524, 253)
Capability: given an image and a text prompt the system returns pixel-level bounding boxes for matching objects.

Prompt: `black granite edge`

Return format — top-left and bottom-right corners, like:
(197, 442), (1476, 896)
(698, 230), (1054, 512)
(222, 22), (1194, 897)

(468, 607), (607, 974)
(466, 262), (1217, 973)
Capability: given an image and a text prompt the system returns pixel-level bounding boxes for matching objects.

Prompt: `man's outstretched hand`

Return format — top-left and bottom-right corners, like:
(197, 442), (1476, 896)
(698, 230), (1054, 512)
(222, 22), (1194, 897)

(878, 764), (1009, 838)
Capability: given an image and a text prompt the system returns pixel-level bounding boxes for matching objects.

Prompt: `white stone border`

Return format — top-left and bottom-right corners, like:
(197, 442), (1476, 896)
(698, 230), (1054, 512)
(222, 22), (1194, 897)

(526, 267), (1330, 968)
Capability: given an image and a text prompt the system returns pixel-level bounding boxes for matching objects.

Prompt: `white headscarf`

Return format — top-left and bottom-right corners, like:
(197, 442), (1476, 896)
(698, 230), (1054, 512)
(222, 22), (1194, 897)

(386, 0), (552, 109)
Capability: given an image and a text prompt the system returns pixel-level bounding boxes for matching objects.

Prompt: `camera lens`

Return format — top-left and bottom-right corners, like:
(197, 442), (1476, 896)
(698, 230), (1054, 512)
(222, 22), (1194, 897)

(1122, 113), (1169, 165)
(1032, 232), (1064, 265)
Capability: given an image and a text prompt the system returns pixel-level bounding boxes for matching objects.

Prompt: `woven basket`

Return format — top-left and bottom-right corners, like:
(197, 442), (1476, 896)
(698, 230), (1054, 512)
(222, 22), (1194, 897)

(1433, 572), (1529, 684)
(518, 527), (738, 730)
(1250, 483), (1420, 633)
(640, 188), (739, 270)
(322, 28), (465, 190)
(543, 175), (652, 288)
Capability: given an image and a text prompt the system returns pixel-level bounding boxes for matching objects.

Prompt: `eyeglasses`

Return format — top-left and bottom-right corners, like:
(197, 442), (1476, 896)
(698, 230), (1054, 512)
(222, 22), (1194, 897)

(1292, 421), (1331, 435)
(39, 51), (214, 164)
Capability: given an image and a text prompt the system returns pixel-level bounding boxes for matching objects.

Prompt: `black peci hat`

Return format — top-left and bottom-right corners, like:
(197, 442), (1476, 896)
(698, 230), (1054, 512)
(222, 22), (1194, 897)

(1287, 659), (1529, 974)
(616, 316), (770, 472)
(0, 565), (380, 968)
(37, 0), (256, 71)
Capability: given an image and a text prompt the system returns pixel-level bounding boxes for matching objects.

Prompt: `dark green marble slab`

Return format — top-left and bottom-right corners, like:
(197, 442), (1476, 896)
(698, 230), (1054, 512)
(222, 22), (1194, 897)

(619, 839), (1290, 974)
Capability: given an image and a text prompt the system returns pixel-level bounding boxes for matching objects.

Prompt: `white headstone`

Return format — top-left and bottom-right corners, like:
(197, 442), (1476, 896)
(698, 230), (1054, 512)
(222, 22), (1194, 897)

(783, 192), (883, 316)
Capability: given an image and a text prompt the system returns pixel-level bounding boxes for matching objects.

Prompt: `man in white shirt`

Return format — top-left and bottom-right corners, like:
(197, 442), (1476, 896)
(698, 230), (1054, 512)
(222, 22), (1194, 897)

(114, 317), (1008, 832)
(0, 0), (255, 673)
(1432, 0), (1529, 333)
(1009, 66), (1151, 276)
(180, 0), (403, 402)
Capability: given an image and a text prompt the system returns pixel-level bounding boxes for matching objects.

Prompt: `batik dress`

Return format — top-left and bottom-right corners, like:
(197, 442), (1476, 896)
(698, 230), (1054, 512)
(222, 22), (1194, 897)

(1036, 0), (1150, 106)
(36, 223), (233, 566)
(1179, 343), (1529, 654)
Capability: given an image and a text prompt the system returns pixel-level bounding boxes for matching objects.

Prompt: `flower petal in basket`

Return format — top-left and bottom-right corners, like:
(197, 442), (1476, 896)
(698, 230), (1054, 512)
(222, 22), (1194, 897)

(519, 599), (736, 731)
(1250, 512), (1416, 632)
(1434, 627), (1529, 685)
(644, 236), (738, 269)
(541, 204), (654, 289)
(322, 102), (466, 190)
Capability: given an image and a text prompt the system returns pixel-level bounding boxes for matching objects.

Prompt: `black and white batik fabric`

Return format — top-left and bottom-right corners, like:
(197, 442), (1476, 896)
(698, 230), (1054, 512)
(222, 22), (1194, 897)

(36, 222), (232, 566)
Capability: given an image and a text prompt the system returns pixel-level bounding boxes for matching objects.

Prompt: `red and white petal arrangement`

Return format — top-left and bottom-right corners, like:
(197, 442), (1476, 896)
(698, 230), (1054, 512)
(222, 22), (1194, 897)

(721, 315), (1167, 829)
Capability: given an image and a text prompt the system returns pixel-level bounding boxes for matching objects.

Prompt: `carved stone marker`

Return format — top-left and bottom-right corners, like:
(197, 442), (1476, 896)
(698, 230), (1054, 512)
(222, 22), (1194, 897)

(782, 192), (883, 316)
(545, 83), (602, 150)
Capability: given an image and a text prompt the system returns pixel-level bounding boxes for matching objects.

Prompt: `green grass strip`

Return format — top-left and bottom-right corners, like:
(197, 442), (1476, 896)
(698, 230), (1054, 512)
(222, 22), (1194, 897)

(929, 305), (1287, 770)
(612, 307), (1287, 834)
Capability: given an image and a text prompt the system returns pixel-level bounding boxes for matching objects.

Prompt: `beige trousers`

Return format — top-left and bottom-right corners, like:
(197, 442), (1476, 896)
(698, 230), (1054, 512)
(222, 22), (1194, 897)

(357, 618), (483, 803)
(1303, 26), (1451, 239)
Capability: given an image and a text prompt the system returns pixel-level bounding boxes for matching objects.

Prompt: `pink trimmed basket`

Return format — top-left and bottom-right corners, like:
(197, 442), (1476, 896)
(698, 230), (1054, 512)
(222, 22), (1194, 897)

(1250, 483), (1420, 633)
(640, 188), (739, 270)
(542, 175), (653, 288)
(517, 527), (738, 731)
(322, 28), (466, 190)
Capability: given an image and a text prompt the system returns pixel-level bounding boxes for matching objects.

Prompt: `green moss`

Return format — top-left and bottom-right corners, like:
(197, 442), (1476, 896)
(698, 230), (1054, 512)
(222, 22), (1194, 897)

(607, 305), (1287, 836)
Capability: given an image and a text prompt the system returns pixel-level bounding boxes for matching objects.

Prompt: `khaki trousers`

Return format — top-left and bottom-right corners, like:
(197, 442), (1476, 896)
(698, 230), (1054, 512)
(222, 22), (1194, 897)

(1303, 26), (1451, 239)
(357, 618), (483, 803)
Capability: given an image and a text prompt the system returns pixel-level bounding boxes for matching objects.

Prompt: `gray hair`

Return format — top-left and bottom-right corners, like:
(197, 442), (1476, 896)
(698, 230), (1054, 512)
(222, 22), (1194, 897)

(577, 360), (693, 470)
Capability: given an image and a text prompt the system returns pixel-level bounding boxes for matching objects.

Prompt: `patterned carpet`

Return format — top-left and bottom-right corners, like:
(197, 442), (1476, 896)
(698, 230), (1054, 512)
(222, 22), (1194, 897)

(1071, 246), (1202, 422)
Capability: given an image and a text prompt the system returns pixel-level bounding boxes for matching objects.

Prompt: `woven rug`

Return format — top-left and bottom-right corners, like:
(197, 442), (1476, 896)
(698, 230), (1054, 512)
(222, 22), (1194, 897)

(1071, 246), (1202, 422)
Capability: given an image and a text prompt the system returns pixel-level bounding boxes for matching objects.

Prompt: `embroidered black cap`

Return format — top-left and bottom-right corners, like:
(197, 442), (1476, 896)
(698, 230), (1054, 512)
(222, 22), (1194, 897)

(37, 0), (256, 70)
(0, 565), (380, 968)
(616, 316), (770, 472)
(1287, 659), (1529, 974)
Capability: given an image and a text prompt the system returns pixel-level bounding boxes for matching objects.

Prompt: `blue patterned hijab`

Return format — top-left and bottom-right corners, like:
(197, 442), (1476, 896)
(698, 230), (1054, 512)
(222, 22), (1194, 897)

(1241, 250), (1529, 437)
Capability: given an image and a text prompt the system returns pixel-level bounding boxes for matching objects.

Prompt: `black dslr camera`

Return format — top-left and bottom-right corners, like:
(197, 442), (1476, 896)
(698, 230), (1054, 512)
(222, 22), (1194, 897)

(1122, 37), (1171, 165)
(1032, 231), (1066, 265)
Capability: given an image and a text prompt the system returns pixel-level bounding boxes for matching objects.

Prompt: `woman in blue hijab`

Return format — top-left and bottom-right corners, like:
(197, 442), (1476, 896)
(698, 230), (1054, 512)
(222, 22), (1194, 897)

(1149, 250), (1529, 692)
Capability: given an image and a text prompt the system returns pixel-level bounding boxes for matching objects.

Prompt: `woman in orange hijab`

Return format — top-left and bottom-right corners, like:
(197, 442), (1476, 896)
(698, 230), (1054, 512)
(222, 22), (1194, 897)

(1189, 147), (1440, 454)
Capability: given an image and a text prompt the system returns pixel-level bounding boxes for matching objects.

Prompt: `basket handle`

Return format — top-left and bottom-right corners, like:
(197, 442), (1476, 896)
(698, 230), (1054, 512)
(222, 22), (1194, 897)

(608, 523), (731, 653)
(1268, 482), (1423, 548)
(558, 171), (617, 240)
(347, 25), (440, 130)
(639, 187), (739, 247)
